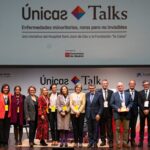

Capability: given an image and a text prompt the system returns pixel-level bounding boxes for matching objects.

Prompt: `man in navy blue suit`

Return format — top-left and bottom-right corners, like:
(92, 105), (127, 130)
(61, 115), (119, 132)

(85, 84), (103, 148)
(125, 80), (138, 147)
(97, 79), (113, 148)
(110, 82), (133, 149)
(138, 80), (150, 147)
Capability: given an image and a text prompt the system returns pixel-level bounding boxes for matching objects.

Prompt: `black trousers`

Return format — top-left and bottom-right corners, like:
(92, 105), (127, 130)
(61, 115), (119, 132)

(14, 124), (23, 142)
(100, 117), (113, 143)
(129, 113), (138, 141)
(87, 116), (99, 144)
(29, 121), (37, 143)
(139, 114), (150, 143)
(71, 113), (85, 143)
(48, 111), (59, 141)
(0, 117), (10, 145)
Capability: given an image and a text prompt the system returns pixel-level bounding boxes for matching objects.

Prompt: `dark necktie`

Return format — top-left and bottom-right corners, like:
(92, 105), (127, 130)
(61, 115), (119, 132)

(145, 90), (148, 100)
(90, 93), (94, 103)
(120, 92), (124, 102)
(104, 90), (107, 101)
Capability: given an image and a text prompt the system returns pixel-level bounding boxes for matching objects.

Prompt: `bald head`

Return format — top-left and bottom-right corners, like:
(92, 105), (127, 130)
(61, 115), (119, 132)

(129, 80), (136, 90)
(117, 82), (124, 92)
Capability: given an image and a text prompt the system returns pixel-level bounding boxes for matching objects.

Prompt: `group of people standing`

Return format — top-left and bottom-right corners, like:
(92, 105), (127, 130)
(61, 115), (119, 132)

(0, 79), (150, 149)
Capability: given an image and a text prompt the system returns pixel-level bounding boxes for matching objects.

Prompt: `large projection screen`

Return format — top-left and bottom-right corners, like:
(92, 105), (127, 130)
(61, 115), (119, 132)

(0, 0), (150, 65)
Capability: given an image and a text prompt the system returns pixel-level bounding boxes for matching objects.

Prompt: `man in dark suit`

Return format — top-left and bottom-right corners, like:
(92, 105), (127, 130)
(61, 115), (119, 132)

(110, 82), (133, 149)
(86, 84), (103, 148)
(125, 80), (138, 147)
(97, 79), (113, 148)
(138, 80), (150, 147)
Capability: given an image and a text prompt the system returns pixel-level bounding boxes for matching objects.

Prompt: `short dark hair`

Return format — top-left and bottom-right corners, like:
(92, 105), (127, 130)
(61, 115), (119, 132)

(50, 83), (57, 90)
(88, 84), (96, 88)
(1, 84), (10, 93)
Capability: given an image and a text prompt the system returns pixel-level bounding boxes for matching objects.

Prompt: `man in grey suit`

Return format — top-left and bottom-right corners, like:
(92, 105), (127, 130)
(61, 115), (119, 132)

(110, 82), (133, 149)
(86, 84), (103, 148)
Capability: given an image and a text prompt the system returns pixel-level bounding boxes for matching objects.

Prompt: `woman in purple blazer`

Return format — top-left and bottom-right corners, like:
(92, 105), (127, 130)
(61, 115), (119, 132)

(11, 85), (25, 145)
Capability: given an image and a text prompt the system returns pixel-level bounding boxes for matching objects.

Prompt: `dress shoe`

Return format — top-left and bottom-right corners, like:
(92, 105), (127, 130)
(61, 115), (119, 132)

(54, 141), (58, 146)
(100, 141), (106, 146)
(93, 143), (98, 148)
(138, 142), (143, 147)
(60, 143), (63, 147)
(87, 143), (93, 148)
(78, 143), (82, 148)
(15, 141), (19, 145)
(74, 143), (78, 147)
(131, 140), (137, 147)
(122, 143), (130, 148)
(109, 142), (113, 148)
(29, 142), (33, 148)
(40, 140), (48, 146)
(65, 143), (68, 147)
(18, 141), (22, 145)
(116, 144), (121, 149)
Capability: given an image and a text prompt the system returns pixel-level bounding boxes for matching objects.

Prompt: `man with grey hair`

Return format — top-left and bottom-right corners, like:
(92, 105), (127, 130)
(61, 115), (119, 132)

(110, 82), (133, 149)
(97, 79), (113, 148)
(125, 80), (138, 147)
(138, 80), (150, 147)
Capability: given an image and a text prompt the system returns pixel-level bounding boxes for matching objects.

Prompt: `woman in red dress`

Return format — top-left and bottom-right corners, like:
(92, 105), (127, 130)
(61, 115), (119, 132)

(36, 87), (49, 146)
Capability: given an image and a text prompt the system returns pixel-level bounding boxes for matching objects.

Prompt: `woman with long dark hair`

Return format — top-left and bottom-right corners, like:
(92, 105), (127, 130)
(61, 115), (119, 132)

(11, 85), (26, 145)
(57, 85), (70, 147)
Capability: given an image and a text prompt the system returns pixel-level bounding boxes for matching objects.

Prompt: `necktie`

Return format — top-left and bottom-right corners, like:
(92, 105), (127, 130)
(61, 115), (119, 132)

(145, 90), (148, 100)
(104, 90), (107, 101)
(120, 92), (123, 101)
(131, 91), (134, 100)
(90, 93), (94, 103)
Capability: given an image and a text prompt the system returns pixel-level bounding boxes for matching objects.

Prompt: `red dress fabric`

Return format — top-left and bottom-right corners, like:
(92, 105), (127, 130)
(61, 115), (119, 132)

(36, 96), (49, 140)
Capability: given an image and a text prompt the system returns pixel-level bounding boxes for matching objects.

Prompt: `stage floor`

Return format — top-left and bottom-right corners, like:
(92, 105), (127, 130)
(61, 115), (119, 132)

(1, 134), (148, 150)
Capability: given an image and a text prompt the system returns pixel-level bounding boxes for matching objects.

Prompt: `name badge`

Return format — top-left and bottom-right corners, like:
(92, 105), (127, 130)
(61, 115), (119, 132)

(17, 107), (19, 113)
(121, 102), (125, 107)
(144, 101), (149, 107)
(74, 105), (79, 111)
(5, 105), (8, 111)
(62, 105), (67, 111)
(104, 101), (108, 108)
(51, 106), (56, 112)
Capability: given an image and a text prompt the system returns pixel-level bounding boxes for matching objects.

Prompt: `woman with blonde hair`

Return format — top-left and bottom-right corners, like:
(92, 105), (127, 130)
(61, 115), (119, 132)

(70, 83), (86, 148)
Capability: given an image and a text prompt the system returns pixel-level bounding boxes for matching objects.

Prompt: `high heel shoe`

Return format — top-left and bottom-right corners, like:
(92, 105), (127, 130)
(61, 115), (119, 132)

(40, 140), (48, 146)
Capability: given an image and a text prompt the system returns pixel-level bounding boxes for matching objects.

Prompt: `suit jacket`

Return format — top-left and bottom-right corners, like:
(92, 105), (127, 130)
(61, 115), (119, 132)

(24, 95), (38, 121)
(125, 89), (138, 116)
(0, 93), (12, 119)
(110, 91), (133, 120)
(138, 89), (150, 117)
(97, 89), (113, 118)
(85, 91), (103, 119)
